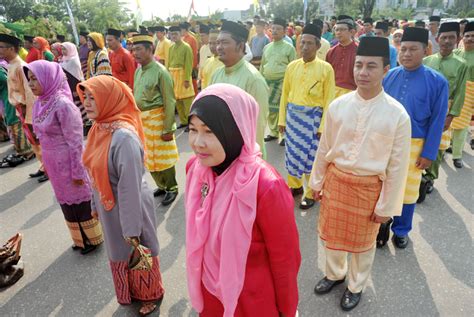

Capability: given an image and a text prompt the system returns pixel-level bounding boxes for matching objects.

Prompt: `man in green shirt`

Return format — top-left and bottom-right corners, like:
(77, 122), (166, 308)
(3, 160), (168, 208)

(166, 26), (195, 130)
(132, 34), (179, 206)
(211, 21), (269, 158)
(260, 17), (296, 144)
(423, 22), (468, 192)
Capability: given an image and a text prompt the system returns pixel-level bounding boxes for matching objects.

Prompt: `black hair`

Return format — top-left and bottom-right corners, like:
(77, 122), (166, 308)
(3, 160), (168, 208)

(88, 37), (99, 51)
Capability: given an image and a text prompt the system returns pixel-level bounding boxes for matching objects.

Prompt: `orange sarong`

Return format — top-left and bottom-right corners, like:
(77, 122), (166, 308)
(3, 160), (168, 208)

(318, 164), (382, 253)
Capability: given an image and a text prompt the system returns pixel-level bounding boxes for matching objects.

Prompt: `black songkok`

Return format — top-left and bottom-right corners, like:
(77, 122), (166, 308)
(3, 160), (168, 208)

(337, 15), (355, 29)
(464, 22), (474, 33)
(199, 24), (210, 34)
(415, 20), (426, 28)
(312, 19), (324, 29)
(273, 17), (287, 27)
(0, 33), (21, 48)
(24, 35), (34, 42)
(169, 26), (181, 33)
(439, 22), (460, 36)
(429, 16), (441, 22)
(79, 31), (89, 37)
(57, 34), (65, 42)
(107, 28), (122, 38)
(302, 23), (322, 39)
(375, 21), (389, 32)
(401, 27), (428, 45)
(357, 37), (390, 58)
(220, 21), (249, 42)
(364, 17), (374, 24)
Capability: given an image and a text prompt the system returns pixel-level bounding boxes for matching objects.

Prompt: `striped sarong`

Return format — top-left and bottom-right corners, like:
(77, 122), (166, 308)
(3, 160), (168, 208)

(266, 78), (284, 113)
(403, 138), (425, 204)
(169, 67), (195, 100)
(451, 81), (473, 130)
(141, 107), (179, 172)
(319, 164), (382, 253)
(285, 103), (322, 178)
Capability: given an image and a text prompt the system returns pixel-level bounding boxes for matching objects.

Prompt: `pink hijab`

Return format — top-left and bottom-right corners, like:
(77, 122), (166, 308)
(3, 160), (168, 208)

(23, 60), (72, 120)
(185, 84), (263, 316)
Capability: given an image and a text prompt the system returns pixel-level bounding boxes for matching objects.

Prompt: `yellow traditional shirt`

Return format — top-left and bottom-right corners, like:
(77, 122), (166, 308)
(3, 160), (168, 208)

(155, 37), (172, 65)
(199, 56), (223, 89)
(279, 57), (335, 132)
(318, 38), (330, 61)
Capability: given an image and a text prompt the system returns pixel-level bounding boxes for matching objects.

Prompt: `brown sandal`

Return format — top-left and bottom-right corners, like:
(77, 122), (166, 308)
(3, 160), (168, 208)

(139, 302), (157, 316)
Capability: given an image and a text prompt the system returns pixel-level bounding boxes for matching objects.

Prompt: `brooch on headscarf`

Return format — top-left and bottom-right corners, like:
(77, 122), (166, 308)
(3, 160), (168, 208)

(200, 183), (209, 207)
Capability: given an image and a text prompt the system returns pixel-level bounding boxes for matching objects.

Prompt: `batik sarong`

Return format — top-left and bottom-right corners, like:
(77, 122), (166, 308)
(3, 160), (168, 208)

(141, 107), (179, 172)
(61, 201), (103, 248)
(319, 164), (382, 253)
(266, 78), (284, 113)
(285, 103), (322, 178)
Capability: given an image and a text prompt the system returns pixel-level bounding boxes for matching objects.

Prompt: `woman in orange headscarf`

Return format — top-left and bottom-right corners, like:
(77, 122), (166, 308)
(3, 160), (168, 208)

(33, 37), (54, 61)
(79, 75), (164, 316)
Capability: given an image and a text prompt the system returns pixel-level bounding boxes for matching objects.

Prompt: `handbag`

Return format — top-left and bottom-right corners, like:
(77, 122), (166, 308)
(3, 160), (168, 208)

(128, 244), (153, 271)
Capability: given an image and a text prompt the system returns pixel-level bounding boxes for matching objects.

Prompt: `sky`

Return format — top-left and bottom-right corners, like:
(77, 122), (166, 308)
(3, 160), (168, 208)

(126, 0), (256, 20)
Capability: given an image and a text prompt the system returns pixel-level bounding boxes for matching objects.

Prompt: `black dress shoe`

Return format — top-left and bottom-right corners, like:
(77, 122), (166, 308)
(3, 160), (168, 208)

(453, 159), (463, 168)
(153, 188), (166, 197)
(29, 170), (45, 178)
(314, 276), (345, 295)
(340, 288), (362, 311)
(290, 187), (304, 197)
(299, 198), (315, 210)
(445, 147), (452, 154)
(392, 234), (409, 249)
(80, 244), (97, 255)
(426, 180), (434, 194)
(264, 135), (278, 142)
(37, 174), (49, 183)
(470, 139), (474, 150)
(162, 191), (178, 206)
(279, 139), (285, 146)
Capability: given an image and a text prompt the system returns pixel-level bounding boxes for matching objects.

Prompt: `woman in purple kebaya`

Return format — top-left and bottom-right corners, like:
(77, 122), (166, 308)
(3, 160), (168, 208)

(23, 60), (103, 254)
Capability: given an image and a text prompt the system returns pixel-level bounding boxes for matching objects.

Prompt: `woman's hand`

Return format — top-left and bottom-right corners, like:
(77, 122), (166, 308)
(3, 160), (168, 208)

(73, 179), (85, 186)
(126, 236), (140, 247)
(91, 210), (98, 220)
(161, 133), (174, 142)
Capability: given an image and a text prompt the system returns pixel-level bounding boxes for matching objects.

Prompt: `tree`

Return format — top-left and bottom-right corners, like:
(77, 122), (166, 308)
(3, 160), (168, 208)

(359, 0), (376, 18)
(1, 0), (35, 22)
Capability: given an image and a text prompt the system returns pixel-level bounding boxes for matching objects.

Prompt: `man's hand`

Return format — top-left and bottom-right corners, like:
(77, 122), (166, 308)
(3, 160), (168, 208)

(279, 125), (285, 134)
(91, 210), (98, 220)
(370, 213), (391, 223)
(161, 133), (174, 142)
(415, 157), (432, 170)
(184, 80), (190, 89)
(313, 190), (322, 202)
(73, 179), (85, 186)
(443, 115), (454, 131)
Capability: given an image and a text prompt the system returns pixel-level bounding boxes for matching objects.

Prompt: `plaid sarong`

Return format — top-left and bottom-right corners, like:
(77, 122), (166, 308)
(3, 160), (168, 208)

(319, 164), (382, 253)
(266, 78), (284, 113)
(404, 138), (425, 204)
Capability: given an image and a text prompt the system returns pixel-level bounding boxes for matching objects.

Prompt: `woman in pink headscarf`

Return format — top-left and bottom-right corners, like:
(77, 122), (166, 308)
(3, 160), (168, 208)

(185, 84), (301, 317)
(51, 42), (63, 62)
(23, 60), (103, 254)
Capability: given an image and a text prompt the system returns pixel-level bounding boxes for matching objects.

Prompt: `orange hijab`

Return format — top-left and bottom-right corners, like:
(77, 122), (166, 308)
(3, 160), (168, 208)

(78, 75), (145, 211)
(33, 37), (51, 60)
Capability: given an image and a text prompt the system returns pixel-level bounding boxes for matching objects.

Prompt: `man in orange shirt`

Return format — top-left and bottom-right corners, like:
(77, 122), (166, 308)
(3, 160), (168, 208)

(180, 22), (199, 94)
(106, 28), (136, 89)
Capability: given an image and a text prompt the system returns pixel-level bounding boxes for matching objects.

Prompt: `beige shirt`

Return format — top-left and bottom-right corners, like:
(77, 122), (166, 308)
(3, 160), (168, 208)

(7, 56), (36, 124)
(309, 90), (411, 217)
(318, 37), (330, 61)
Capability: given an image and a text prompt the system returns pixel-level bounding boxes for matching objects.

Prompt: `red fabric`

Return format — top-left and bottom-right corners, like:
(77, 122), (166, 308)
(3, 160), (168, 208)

(109, 47), (137, 90)
(326, 41), (358, 90)
(198, 162), (301, 317)
(26, 47), (41, 63)
(183, 33), (198, 68)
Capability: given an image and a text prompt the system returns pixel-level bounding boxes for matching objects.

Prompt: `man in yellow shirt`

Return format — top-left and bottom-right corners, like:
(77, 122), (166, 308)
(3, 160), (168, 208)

(154, 26), (172, 65)
(278, 23), (336, 210)
(199, 29), (223, 89)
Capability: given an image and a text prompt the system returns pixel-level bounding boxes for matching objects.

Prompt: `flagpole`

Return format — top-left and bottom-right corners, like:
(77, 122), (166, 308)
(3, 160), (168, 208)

(64, 0), (79, 45)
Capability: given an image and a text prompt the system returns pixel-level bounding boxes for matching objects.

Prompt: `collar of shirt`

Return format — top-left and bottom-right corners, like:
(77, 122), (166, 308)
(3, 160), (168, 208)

(224, 58), (245, 75)
(402, 64), (425, 77)
(141, 60), (155, 71)
(354, 89), (385, 106)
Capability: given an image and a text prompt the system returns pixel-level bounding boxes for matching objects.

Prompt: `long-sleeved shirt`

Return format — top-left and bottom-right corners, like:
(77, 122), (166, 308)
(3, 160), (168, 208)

(26, 47), (41, 63)
(183, 33), (198, 68)
(199, 56), (223, 89)
(279, 58), (335, 132)
(318, 38), (331, 61)
(383, 65), (449, 160)
(310, 90), (411, 217)
(429, 31), (439, 54)
(134, 61), (176, 133)
(7, 56), (36, 124)
(166, 41), (194, 80)
(79, 43), (90, 76)
(250, 34), (270, 58)
(389, 44), (398, 69)
(454, 48), (474, 81)
(199, 44), (212, 70)
(326, 41), (358, 90)
(211, 58), (269, 156)
(423, 52), (468, 117)
(154, 37), (172, 65)
(109, 46), (136, 89)
(260, 40), (296, 80)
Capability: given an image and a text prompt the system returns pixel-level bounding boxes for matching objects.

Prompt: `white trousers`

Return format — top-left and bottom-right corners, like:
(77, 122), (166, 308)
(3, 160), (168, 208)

(324, 245), (376, 293)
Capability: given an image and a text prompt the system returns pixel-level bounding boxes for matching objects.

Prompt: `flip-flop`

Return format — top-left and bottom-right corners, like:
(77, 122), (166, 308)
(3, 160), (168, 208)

(139, 302), (157, 316)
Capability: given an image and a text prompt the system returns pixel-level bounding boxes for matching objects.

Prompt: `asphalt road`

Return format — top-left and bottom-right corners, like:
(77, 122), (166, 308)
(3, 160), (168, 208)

(1, 127), (473, 317)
